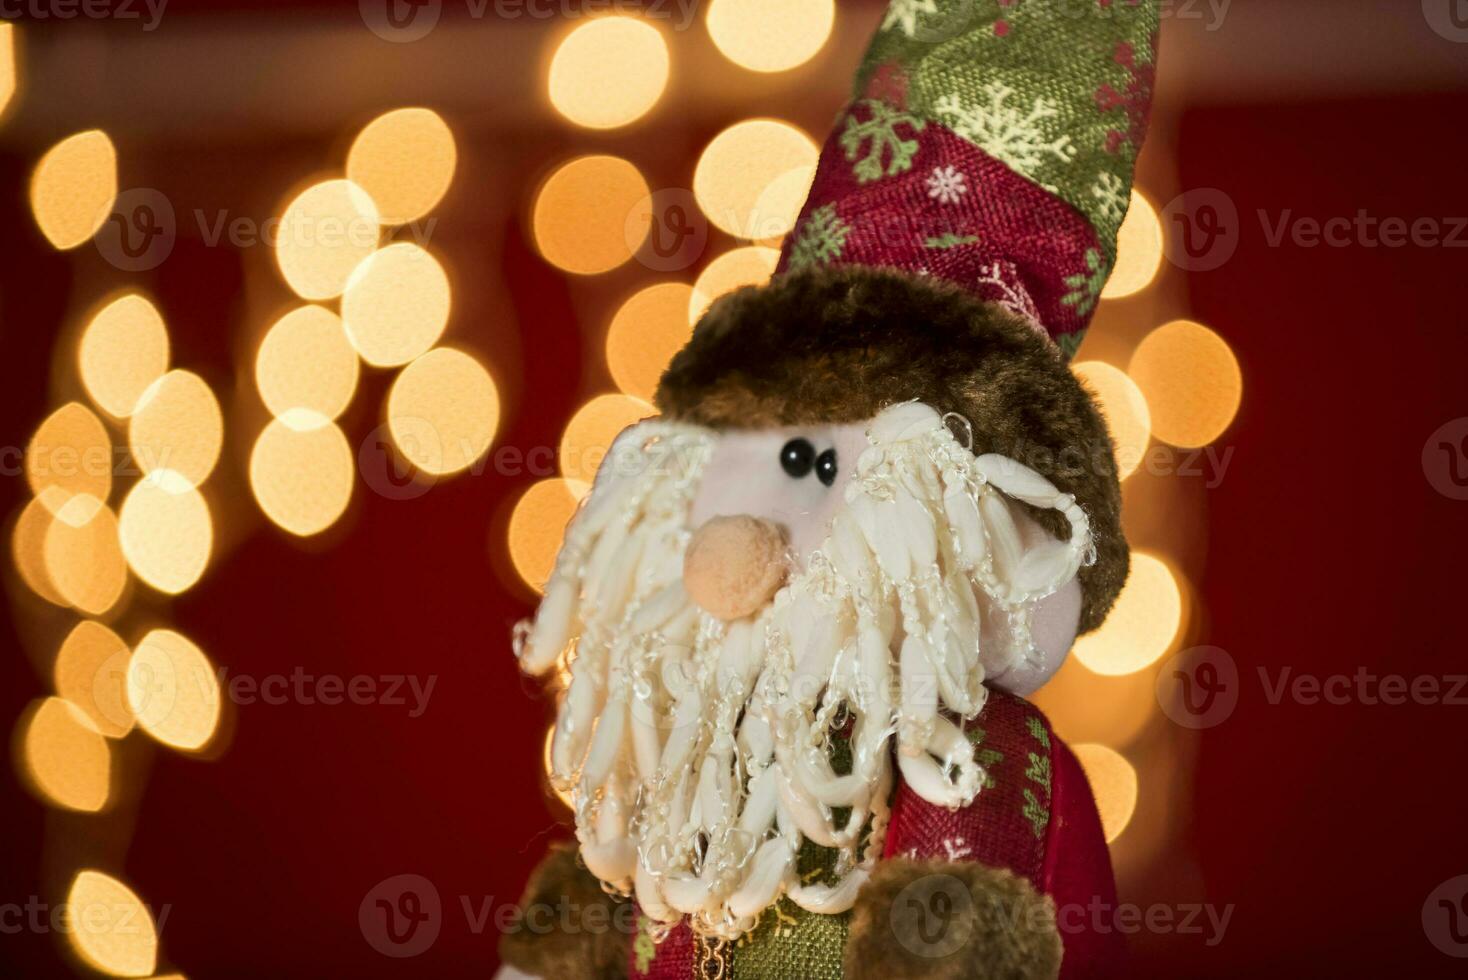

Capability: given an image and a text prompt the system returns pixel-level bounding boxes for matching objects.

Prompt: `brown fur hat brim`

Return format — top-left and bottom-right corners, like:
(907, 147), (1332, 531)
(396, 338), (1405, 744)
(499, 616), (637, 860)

(843, 857), (1063, 980)
(498, 843), (632, 979)
(654, 265), (1127, 632)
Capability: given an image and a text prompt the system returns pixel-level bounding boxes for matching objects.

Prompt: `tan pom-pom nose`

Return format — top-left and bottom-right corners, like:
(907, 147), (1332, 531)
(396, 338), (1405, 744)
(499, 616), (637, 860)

(682, 515), (789, 622)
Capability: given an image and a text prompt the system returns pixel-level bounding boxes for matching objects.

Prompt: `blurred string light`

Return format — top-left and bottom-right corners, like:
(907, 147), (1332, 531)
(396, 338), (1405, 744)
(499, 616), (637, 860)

(559, 393), (655, 487)
(346, 107), (456, 226)
(127, 629), (221, 753)
(548, 17), (669, 130)
(118, 471), (212, 594)
(706, 0), (834, 73)
(386, 347), (500, 476)
(66, 870), (158, 977)
(12, 494), (68, 605)
(0, 23), (14, 117)
(1073, 552), (1182, 676)
(1129, 319), (1242, 448)
(1072, 743), (1138, 843)
(29, 130), (116, 250)
(26, 401), (111, 515)
(128, 370), (223, 488)
(79, 294), (170, 418)
(274, 179), (380, 300)
(1033, 658), (1158, 749)
(694, 119), (816, 241)
(249, 414), (353, 537)
(21, 697), (111, 813)
(688, 245), (779, 324)
(255, 306), (359, 423)
(341, 243), (450, 367)
(54, 621), (135, 739)
(1071, 360), (1151, 480)
(1100, 190), (1162, 300)
(533, 155), (651, 275)
(43, 494), (126, 615)
(605, 283), (694, 402)
(508, 478), (588, 593)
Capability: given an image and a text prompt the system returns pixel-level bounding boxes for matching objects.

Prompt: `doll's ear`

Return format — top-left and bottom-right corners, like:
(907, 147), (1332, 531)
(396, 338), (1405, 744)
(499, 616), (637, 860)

(978, 496), (1084, 698)
(843, 857), (1062, 980)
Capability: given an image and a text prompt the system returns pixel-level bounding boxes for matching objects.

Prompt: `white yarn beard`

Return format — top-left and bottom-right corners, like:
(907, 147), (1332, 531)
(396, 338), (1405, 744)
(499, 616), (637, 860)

(515, 402), (1093, 939)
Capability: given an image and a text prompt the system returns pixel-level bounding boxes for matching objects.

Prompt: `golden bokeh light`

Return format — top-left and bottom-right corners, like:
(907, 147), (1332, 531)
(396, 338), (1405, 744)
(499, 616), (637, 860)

(29, 130), (117, 250)
(689, 245), (780, 324)
(606, 283), (694, 402)
(706, 0), (834, 73)
(1032, 657), (1158, 750)
(341, 243), (450, 367)
(0, 23), (14, 117)
(347, 107), (457, 226)
(66, 870), (159, 977)
(1072, 360), (1151, 480)
(128, 370), (223, 488)
(55, 621), (136, 739)
(255, 305), (359, 423)
(509, 478), (587, 593)
(127, 628), (221, 752)
(26, 401), (111, 515)
(274, 179), (380, 300)
(559, 393), (654, 486)
(693, 119), (817, 239)
(43, 494), (127, 615)
(79, 294), (170, 419)
(1101, 190), (1162, 300)
(548, 17), (669, 130)
(1072, 743), (1139, 843)
(249, 415), (353, 536)
(118, 471), (212, 594)
(13, 493), (67, 605)
(1128, 319), (1242, 448)
(387, 347), (500, 476)
(1074, 552), (1182, 677)
(533, 155), (650, 275)
(22, 698), (111, 813)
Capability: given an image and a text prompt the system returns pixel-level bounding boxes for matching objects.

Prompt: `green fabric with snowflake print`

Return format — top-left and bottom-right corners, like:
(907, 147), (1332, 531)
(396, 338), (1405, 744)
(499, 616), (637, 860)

(855, 0), (1157, 264)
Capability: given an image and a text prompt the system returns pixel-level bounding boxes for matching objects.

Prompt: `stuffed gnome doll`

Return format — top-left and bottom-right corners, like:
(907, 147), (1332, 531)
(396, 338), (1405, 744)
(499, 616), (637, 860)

(502, 2), (1159, 977)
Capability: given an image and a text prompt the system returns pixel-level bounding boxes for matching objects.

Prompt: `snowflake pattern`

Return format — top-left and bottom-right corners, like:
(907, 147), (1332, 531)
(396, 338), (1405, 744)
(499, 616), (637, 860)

(786, 204), (851, 271)
(840, 99), (926, 184)
(1060, 248), (1109, 317)
(881, 0), (938, 37)
(1090, 172), (1129, 227)
(975, 261), (1044, 333)
(934, 82), (1078, 189)
(925, 165), (968, 204)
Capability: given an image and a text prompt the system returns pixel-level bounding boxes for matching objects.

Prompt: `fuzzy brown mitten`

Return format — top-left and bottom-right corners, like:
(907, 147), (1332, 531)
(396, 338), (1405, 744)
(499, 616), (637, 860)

(842, 857), (1063, 980)
(498, 843), (631, 979)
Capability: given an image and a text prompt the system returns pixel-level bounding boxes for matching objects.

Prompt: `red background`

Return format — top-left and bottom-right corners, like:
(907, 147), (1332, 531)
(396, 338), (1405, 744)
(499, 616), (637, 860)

(3, 2), (1467, 975)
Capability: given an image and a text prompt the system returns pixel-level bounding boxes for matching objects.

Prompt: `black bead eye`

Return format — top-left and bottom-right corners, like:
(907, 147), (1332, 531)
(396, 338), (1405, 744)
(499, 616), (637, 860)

(815, 448), (838, 487)
(780, 438), (815, 478)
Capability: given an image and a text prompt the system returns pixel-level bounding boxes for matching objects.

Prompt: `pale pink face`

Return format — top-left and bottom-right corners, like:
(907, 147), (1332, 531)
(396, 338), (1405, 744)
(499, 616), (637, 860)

(682, 421), (1083, 696)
